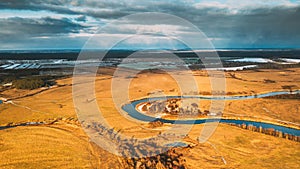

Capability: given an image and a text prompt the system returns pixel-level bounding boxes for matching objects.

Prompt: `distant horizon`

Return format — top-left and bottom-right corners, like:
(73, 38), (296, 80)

(1, 47), (300, 52)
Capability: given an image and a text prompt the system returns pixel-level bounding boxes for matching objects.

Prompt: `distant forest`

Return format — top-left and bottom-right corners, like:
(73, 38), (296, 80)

(0, 49), (300, 60)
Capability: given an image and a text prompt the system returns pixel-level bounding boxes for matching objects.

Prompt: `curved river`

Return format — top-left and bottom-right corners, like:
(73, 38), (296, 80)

(122, 90), (300, 136)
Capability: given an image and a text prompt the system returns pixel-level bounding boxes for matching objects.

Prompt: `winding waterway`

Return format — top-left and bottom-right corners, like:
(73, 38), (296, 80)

(122, 90), (300, 136)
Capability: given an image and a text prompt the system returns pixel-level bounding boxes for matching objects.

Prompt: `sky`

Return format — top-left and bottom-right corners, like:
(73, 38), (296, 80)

(0, 0), (300, 50)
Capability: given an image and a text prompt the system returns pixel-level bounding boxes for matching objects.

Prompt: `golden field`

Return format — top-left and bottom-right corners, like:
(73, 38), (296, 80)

(0, 67), (299, 168)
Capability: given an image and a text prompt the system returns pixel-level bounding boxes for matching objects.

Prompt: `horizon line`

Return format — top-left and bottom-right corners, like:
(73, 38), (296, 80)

(1, 47), (300, 52)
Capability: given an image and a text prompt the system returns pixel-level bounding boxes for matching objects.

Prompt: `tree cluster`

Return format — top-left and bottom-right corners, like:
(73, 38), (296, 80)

(14, 77), (45, 90)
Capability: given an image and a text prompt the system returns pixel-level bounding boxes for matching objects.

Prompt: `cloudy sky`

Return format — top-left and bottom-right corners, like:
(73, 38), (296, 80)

(0, 0), (300, 50)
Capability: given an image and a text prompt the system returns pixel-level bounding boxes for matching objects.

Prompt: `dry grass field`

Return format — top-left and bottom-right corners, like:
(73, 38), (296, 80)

(0, 67), (299, 168)
(0, 123), (122, 169)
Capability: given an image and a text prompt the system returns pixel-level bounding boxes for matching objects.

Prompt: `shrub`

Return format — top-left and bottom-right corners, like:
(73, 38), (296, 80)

(14, 77), (45, 90)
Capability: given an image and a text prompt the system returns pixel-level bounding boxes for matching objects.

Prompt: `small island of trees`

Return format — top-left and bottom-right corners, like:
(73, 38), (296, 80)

(141, 98), (222, 118)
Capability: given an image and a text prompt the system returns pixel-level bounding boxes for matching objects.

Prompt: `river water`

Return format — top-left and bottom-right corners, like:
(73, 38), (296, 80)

(122, 90), (300, 136)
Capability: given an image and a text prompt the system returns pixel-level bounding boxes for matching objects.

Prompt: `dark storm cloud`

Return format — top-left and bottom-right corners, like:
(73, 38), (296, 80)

(228, 7), (300, 47)
(0, 0), (141, 18)
(149, 4), (300, 48)
(0, 17), (86, 41)
(98, 3), (300, 48)
(0, 0), (80, 15)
